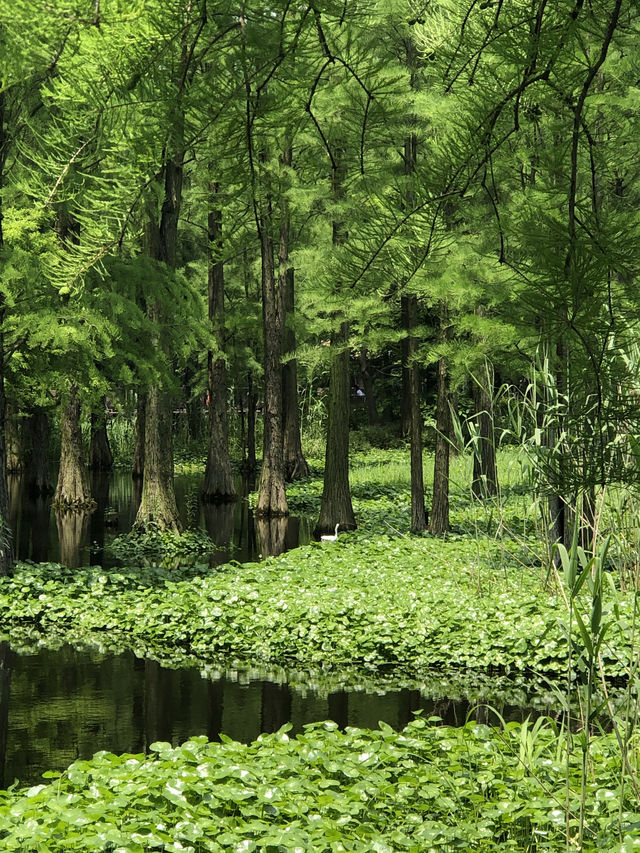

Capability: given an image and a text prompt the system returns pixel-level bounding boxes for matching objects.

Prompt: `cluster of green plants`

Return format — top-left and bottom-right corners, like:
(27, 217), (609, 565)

(0, 533), (637, 686)
(107, 525), (217, 570)
(104, 416), (137, 469)
(0, 717), (639, 851)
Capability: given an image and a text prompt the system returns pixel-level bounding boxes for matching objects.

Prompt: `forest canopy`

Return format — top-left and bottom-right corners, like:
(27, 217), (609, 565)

(0, 0), (638, 569)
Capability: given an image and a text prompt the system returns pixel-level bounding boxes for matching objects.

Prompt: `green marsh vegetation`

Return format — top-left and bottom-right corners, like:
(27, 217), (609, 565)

(3, 446), (640, 849)
(2, 0), (640, 848)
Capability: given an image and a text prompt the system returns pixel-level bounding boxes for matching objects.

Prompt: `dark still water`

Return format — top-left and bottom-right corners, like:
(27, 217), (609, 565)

(8, 471), (312, 568)
(0, 644), (543, 790)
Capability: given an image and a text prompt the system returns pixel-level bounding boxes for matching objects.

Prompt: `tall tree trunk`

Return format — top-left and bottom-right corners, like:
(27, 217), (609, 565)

(315, 321), (356, 535)
(316, 145), (355, 535)
(471, 360), (498, 498)
(255, 153), (288, 517)
(402, 50), (426, 532)
(279, 148), (308, 484)
(282, 268), (309, 481)
(400, 307), (411, 438)
(183, 359), (204, 442)
(0, 92), (13, 575)
(247, 373), (257, 474)
(136, 382), (181, 532)
(429, 353), (451, 536)
(24, 408), (53, 496)
(89, 398), (114, 471)
(357, 347), (379, 426)
(5, 403), (20, 473)
(203, 184), (236, 502)
(135, 150), (183, 531)
(132, 395), (145, 480)
(406, 296), (426, 532)
(54, 385), (93, 510)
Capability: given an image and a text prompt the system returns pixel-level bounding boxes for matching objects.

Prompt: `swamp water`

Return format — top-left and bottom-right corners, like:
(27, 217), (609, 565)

(2, 470), (551, 790)
(0, 644), (548, 790)
(8, 470), (312, 567)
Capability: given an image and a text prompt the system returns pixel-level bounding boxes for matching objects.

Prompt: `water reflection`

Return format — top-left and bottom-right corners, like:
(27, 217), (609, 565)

(56, 512), (92, 568)
(0, 642), (10, 790)
(0, 645), (547, 789)
(256, 516), (288, 557)
(202, 501), (237, 566)
(9, 471), (311, 568)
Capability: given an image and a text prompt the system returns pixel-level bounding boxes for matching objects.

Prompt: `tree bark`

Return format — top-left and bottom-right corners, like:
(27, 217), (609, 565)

(246, 373), (257, 474)
(135, 147), (183, 530)
(402, 57), (426, 531)
(316, 144), (355, 535)
(406, 296), (426, 532)
(429, 353), (451, 536)
(400, 302), (411, 438)
(278, 148), (308, 484)
(135, 381), (182, 532)
(0, 92), (13, 575)
(282, 266), (309, 482)
(89, 399), (114, 471)
(358, 347), (379, 426)
(471, 360), (498, 499)
(24, 408), (53, 496)
(183, 359), (204, 443)
(548, 339), (568, 552)
(5, 403), (20, 473)
(255, 152), (288, 517)
(54, 385), (93, 510)
(132, 395), (145, 480)
(315, 321), (356, 535)
(203, 184), (236, 502)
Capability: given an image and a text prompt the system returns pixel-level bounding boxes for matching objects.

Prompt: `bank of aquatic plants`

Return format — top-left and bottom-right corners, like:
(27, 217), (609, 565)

(0, 533), (637, 686)
(107, 525), (217, 569)
(0, 716), (639, 851)
(2, 456), (640, 850)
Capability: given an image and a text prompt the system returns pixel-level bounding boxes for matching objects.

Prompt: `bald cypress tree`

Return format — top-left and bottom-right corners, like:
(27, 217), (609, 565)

(202, 181), (236, 502)
(135, 160), (184, 533)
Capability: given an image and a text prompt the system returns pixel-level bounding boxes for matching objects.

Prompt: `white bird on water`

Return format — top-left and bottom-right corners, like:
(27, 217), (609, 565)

(320, 523), (340, 542)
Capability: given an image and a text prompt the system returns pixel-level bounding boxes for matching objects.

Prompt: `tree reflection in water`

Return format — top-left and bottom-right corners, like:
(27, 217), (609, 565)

(0, 644), (550, 790)
(203, 501), (235, 567)
(9, 471), (311, 568)
(55, 511), (91, 568)
(256, 516), (289, 557)
(0, 642), (11, 790)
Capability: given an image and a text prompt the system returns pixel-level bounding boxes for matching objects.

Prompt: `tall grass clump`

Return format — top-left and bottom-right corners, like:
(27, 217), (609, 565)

(549, 513), (640, 849)
(106, 415), (136, 468)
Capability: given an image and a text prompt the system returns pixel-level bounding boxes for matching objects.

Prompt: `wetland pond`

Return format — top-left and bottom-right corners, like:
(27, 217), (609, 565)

(0, 644), (551, 790)
(9, 470), (312, 567)
(1, 469), (553, 790)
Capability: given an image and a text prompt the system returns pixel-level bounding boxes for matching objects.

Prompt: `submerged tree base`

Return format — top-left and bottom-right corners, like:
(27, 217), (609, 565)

(52, 498), (97, 513)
